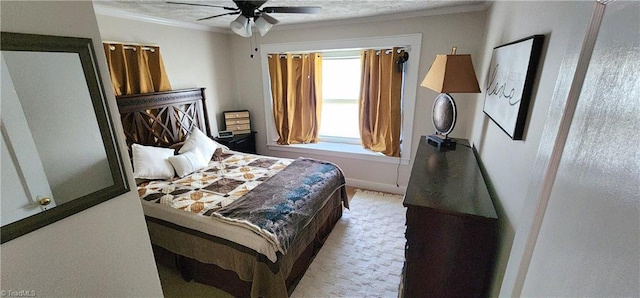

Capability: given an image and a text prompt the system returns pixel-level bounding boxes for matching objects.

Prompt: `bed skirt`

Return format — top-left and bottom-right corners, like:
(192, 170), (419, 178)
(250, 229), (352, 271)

(148, 186), (346, 297)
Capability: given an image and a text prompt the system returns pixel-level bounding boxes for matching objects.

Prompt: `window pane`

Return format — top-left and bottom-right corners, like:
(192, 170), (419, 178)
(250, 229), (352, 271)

(322, 58), (361, 100)
(320, 57), (361, 139)
(319, 101), (359, 138)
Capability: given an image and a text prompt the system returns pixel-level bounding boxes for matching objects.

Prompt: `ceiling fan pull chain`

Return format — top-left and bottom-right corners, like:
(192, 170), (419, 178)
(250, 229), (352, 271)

(249, 33), (260, 59)
(249, 33), (254, 58)
(254, 34), (259, 57)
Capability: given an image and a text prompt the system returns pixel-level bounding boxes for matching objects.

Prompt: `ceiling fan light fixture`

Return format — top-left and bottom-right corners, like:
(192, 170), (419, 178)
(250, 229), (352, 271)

(255, 13), (278, 36)
(168, 1), (321, 38)
(230, 15), (251, 37)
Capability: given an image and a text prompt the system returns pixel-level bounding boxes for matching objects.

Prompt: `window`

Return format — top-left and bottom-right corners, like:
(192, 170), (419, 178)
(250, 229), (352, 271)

(260, 34), (422, 165)
(319, 54), (361, 143)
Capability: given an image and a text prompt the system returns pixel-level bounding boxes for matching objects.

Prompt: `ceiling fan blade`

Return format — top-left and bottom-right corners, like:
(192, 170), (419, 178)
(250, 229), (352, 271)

(260, 13), (280, 25)
(262, 6), (322, 14)
(197, 11), (240, 21)
(166, 1), (237, 11)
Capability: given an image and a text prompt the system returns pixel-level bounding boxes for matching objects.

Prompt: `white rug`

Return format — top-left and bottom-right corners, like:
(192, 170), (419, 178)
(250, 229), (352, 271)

(292, 190), (407, 298)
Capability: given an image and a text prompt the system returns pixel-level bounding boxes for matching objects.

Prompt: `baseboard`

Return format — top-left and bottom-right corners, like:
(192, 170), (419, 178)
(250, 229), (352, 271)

(345, 178), (406, 195)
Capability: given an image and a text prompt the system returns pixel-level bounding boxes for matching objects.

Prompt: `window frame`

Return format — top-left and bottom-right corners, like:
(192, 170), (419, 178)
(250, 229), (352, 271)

(260, 34), (422, 165)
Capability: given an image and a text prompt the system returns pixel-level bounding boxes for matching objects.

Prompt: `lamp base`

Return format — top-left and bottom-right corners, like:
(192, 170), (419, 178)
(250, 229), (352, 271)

(427, 134), (457, 150)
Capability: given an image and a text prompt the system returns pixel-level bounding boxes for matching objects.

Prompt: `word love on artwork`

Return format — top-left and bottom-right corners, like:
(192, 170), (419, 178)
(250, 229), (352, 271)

(483, 35), (544, 140)
(486, 63), (519, 106)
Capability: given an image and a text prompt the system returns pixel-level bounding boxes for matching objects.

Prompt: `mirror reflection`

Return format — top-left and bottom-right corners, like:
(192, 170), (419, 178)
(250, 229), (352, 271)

(0, 32), (128, 243)
(1, 51), (114, 225)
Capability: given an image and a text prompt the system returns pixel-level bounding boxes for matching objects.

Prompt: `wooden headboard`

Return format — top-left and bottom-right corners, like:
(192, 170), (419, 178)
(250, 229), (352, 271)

(116, 88), (210, 149)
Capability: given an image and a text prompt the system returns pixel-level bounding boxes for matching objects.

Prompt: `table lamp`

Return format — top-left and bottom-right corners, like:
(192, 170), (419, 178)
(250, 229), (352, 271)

(421, 47), (480, 150)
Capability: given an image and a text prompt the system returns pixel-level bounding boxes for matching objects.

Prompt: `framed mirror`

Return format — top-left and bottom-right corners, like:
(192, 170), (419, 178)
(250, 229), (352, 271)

(1, 32), (129, 243)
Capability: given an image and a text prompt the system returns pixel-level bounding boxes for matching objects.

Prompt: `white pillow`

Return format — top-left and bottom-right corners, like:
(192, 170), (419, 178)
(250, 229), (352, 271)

(168, 147), (209, 178)
(132, 144), (175, 179)
(179, 127), (217, 162)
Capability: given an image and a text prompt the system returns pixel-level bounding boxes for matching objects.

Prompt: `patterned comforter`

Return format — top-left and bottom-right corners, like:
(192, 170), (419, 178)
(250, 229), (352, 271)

(137, 152), (346, 258)
(138, 153), (292, 216)
(214, 158), (346, 254)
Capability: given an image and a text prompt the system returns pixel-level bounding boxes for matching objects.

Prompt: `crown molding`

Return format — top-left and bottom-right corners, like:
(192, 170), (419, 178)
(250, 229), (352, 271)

(92, 3), (229, 33)
(272, 2), (491, 32)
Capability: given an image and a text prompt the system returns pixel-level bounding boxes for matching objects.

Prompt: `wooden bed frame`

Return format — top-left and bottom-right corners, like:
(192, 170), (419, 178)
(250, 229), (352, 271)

(116, 88), (345, 297)
(116, 88), (211, 148)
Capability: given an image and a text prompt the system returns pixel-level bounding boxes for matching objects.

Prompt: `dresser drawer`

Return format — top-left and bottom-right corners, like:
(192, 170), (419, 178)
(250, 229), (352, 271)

(225, 118), (250, 126)
(228, 123), (251, 131)
(224, 111), (250, 119)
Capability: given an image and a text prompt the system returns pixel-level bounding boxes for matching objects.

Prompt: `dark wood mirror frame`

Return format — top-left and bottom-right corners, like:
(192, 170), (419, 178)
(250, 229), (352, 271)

(1, 32), (129, 243)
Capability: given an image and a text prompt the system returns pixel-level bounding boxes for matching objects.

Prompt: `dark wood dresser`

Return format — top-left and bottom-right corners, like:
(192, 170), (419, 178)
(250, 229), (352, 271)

(401, 137), (497, 297)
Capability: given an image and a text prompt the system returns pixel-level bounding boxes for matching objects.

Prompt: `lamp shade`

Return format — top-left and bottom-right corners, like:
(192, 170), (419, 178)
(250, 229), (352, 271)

(255, 14), (278, 36)
(230, 15), (252, 37)
(421, 53), (480, 94)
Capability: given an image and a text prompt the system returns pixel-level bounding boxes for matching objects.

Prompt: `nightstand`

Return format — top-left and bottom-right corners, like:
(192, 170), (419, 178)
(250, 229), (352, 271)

(214, 132), (256, 154)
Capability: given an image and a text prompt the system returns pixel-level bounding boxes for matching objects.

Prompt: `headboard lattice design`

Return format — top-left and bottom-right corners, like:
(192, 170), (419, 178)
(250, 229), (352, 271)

(116, 88), (210, 150)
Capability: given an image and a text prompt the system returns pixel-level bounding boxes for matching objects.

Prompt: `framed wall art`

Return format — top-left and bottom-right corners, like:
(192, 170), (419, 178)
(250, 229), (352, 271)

(483, 35), (544, 140)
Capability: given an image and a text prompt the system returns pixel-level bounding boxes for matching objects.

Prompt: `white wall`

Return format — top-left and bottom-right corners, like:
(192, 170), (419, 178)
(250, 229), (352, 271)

(517, 1), (640, 296)
(228, 10), (486, 192)
(95, 14), (238, 134)
(468, 1), (596, 295)
(0, 2), (163, 296)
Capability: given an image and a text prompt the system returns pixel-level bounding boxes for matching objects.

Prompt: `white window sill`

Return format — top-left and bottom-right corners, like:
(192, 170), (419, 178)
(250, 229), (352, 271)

(267, 142), (409, 165)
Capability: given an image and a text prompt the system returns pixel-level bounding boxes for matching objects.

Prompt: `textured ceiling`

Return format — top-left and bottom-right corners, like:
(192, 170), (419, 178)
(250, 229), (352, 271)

(94, 0), (486, 31)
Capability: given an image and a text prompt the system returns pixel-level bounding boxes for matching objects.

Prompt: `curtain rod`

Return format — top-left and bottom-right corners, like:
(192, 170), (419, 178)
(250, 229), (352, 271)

(103, 40), (159, 47)
(380, 47), (410, 53)
(269, 46), (410, 57)
(104, 41), (158, 52)
(108, 45), (156, 52)
(267, 54), (308, 59)
(376, 48), (408, 55)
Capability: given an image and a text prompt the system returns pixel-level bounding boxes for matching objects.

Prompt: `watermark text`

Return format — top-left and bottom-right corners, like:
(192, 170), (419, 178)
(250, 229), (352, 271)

(1, 290), (37, 297)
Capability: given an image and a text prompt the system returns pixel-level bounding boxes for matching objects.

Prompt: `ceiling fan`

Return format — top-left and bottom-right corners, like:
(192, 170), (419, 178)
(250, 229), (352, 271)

(167, 0), (321, 37)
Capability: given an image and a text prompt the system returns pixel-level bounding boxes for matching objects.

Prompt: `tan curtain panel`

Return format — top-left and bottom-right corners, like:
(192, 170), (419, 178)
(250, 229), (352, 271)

(103, 43), (172, 96)
(359, 48), (404, 157)
(268, 53), (322, 145)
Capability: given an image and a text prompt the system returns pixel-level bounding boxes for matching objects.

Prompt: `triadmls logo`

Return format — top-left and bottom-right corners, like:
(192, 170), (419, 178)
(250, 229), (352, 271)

(1, 290), (37, 297)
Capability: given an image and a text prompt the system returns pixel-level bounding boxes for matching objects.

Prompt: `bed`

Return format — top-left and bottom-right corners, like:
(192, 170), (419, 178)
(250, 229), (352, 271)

(116, 88), (348, 297)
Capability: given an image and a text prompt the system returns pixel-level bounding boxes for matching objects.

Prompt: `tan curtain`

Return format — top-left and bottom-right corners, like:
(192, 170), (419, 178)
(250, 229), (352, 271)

(268, 53), (322, 145)
(359, 48), (404, 157)
(103, 43), (172, 96)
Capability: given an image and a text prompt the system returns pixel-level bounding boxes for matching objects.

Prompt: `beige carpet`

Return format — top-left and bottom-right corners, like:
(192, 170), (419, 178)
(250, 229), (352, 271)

(292, 189), (406, 298)
(157, 189), (407, 298)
